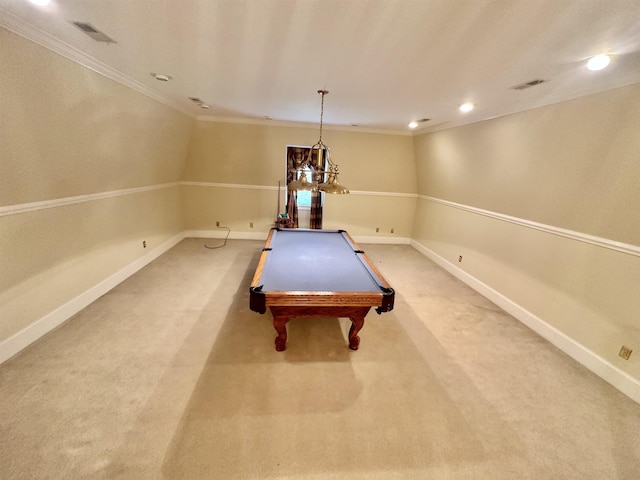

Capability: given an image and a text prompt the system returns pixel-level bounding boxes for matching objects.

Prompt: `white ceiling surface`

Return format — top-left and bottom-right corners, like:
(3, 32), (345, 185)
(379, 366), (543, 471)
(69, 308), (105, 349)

(2, 0), (640, 133)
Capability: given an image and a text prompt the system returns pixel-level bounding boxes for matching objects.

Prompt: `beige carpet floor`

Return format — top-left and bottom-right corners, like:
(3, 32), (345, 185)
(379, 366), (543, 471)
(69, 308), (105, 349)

(1, 238), (639, 479)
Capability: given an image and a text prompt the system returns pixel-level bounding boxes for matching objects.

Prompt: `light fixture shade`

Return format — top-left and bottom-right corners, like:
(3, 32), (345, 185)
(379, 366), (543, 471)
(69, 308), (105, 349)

(319, 181), (349, 195)
(318, 170), (349, 194)
(288, 171), (316, 191)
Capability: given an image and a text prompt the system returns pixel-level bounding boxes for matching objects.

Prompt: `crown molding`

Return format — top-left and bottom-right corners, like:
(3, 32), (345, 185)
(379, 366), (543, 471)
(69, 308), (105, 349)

(1, 11), (415, 135)
(0, 9), (194, 118)
(196, 114), (412, 136)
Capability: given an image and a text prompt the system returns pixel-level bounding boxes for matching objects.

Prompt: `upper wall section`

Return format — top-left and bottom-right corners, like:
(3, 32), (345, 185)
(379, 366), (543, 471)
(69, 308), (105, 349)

(413, 82), (640, 246)
(183, 120), (417, 194)
(0, 27), (194, 207)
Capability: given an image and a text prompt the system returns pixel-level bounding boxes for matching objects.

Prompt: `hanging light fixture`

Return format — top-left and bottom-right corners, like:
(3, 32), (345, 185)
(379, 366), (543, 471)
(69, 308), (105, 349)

(288, 90), (349, 195)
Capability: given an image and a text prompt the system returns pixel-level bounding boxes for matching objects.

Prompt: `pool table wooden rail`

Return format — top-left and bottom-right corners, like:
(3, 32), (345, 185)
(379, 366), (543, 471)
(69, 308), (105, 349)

(249, 289), (392, 312)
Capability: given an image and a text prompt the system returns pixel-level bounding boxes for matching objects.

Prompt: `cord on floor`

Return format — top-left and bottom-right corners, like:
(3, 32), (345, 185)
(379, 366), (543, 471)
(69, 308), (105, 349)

(204, 226), (231, 249)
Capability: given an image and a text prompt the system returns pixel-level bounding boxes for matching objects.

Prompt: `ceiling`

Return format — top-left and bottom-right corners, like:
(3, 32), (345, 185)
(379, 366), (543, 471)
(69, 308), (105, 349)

(2, 0), (640, 134)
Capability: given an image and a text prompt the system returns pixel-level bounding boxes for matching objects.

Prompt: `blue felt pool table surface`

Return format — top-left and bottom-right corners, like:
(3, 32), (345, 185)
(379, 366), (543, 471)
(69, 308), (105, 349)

(256, 228), (385, 293)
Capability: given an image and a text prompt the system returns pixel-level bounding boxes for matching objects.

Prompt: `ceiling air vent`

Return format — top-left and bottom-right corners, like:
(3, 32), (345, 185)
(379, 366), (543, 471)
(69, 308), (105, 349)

(70, 21), (116, 43)
(511, 79), (547, 90)
(188, 97), (211, 109)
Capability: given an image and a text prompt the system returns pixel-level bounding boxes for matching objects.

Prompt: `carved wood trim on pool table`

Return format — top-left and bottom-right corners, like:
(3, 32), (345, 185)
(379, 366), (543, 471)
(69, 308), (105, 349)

(265, 291), (385, 306)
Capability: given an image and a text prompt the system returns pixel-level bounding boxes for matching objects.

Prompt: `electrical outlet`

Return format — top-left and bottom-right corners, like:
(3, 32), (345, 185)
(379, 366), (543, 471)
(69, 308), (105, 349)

(143, 240), (146, 248)
(390, 228), (395, 234)
(376, 227), (379, 233)
(250, 222), (254, 228)
(216, 221), (220, 227)
(458, 255), (463, 262)
(619, 345), (632, 360)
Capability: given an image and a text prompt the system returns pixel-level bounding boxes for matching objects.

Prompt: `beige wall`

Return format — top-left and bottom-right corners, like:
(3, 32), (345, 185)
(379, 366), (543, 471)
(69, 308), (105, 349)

(412, 82), (640, 381)
(414, 84), (640, 245)
(0, 28), (194, 345)
(182, 120), (417, 238)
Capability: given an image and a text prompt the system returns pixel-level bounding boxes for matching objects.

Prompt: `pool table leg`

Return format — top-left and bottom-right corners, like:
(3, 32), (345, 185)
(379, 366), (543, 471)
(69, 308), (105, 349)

(273, 315), (289, 351)
(348, 315), (365, 350)
(269, 306), (371, 351)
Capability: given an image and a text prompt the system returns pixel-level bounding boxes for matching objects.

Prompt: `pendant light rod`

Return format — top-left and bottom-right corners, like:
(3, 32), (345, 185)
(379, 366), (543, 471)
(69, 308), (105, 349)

(317, 89), (328, 144)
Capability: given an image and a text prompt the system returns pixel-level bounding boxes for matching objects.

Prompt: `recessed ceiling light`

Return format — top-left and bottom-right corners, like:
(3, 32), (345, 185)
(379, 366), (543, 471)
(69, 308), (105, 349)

(408, 118), (430, 129)
(587, 54), (610, 71)
(459, 103), (474, 113)
(151, 73), (172, 82)
(28, 0), (50, 6)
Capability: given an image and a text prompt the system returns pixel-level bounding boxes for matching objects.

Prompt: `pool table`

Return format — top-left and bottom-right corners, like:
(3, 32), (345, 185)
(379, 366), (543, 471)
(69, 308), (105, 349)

(249, 228), (395, 351)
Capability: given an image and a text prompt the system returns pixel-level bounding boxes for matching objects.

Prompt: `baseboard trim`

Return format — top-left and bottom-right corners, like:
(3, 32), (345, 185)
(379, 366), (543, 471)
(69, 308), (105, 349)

(410, 239), (640, 404)
(353, 235), (411, 245)
(184, 229), (270, 241)
(184, 230), (412, 245)
(0, 232), (185, 364)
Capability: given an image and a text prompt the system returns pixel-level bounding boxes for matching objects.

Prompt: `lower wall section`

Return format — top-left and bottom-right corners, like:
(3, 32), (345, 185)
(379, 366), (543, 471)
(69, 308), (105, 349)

(0, 185), (185, 362)
(181, 182), (416, 240)
(412, 196), (640, 403)
(0, 232), (184, 364)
